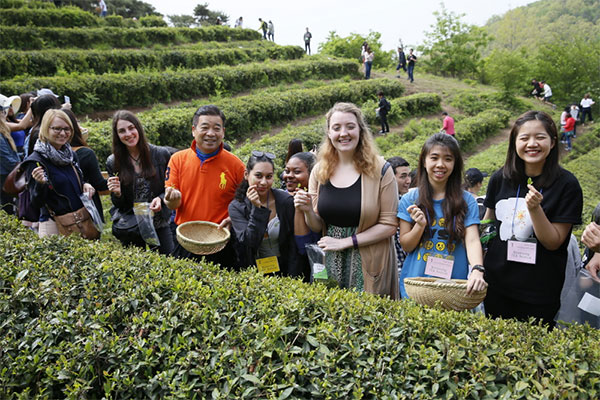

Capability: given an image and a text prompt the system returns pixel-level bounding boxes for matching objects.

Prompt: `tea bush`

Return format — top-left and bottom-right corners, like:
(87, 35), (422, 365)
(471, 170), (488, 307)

(138, 15), (167, 28)
(0, 45), (304, 78)
(85, 78), (405, 166)
(1, 58), (360, 114)
(0, 6), (98, 27)
(0, 0), (54, 8)
(563, 146), (600, 225)
(0, 26), (262, 50)
(561, 124), (600, 164)
(1, 212), (599, 399)
(450, 90), (528, 116)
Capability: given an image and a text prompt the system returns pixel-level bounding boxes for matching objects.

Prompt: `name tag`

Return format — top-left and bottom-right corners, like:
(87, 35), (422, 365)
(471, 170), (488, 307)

(425, 255), (454, 280)
(256, 256), (280, 274)
(507, 239), (537, 264)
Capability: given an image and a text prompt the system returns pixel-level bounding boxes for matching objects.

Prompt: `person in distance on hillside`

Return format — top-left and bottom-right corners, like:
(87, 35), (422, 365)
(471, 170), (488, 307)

(164, 105), (245, 269)
(441, 111), (455, 136)
(530, 79), (543, 100)
(407, 49), (417, 83)
(396, 47), (407, 77)
(258, 18), (268, 39)
(304, 28), (312, 55)
(267, 20), (275, 41)
(234, 17), (243, 28)
(580, 93), (595, 125)
(540, 81), (555, 108)
(376, 91), (390, 134)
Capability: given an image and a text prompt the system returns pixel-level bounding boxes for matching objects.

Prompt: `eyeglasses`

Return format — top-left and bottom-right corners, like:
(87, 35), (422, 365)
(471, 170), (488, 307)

(50, 126), (72, 134)
(251, 150), (276, 160)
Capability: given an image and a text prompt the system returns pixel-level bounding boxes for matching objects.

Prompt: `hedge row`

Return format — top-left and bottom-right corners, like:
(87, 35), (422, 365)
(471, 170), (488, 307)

(1, 58), (360, 114)
(1, 213), (599, 399)
(0, 6), (98, 27)
(450, 90), (529, 116)
(0, 0), (52, 8)
(0, 25), (263, 50)
(1, 45), (305, 78)
(377, 108), (511, 166)
(85, 79), (405, 166)
(561, 123), (600, 164)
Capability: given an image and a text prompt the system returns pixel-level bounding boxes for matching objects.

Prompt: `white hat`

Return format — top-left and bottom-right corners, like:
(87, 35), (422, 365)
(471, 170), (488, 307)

(0, 94), (22, 112)
(37, 88), (59, 97)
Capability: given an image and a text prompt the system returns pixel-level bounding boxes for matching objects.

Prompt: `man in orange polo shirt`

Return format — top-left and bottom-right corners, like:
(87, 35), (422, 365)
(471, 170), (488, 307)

(165, 105), (245, 268)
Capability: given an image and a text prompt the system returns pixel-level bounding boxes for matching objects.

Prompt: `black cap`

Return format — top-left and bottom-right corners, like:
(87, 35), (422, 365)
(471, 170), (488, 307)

(465, 168), (488, 185)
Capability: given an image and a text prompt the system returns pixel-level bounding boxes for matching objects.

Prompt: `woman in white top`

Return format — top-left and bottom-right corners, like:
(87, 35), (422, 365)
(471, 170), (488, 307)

(580, 93), (595, 124)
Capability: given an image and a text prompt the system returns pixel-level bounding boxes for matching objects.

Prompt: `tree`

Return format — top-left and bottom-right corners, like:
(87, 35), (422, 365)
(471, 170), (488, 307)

(418, 3), (489, 79)
(318, 31), (394, 69)
(193, 3), (228, 26)
(483, 48), (530, 97)
(168, 14), (197, 28)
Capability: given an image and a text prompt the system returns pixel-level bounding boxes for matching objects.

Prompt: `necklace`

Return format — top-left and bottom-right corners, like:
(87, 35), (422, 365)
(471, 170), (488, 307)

(129, 153), (141, 166)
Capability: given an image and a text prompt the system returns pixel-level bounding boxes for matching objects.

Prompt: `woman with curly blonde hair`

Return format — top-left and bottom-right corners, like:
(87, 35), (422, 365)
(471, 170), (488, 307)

(294, 102), (399, 298)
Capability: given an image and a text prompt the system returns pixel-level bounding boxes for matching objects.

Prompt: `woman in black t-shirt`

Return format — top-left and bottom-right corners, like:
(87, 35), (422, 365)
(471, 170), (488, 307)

(482, 110), (583, 327)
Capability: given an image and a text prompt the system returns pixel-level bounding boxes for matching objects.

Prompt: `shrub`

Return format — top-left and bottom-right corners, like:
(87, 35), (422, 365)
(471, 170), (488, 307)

(0, 0), (54, 8)
(139, 15), (167, 27)
(362, 93), (441, 126)
(85, 79), (405, 166)
(1, 58), (360, 114)
(1, 212), (599, 399)
(563, 146), (600, 226)
(561, 124), (600, 164)
(0, 26), (263, 50)
(0, 45), (305, 78)
(0, 7), (99, 27)
(450, 89), (528, 116)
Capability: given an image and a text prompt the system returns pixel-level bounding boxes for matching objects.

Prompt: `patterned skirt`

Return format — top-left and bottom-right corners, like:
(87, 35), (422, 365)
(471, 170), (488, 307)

(325, 225), (364, 292)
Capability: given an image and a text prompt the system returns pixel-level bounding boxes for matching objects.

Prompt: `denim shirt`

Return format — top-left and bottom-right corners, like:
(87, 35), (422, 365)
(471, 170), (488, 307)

(0, 135), (19, 175)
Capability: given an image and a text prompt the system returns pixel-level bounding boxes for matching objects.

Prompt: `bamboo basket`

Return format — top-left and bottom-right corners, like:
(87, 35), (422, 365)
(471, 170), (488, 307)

(176, 221), (230, 255)
(404, 277), (486, 311)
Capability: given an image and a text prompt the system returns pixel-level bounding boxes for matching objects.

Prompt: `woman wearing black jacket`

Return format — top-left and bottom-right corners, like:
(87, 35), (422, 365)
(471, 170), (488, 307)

(106, 110), (173, 254)
(229, 151), (306, 278)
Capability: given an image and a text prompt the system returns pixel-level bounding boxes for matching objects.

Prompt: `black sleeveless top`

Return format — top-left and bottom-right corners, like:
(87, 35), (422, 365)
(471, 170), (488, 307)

(317, 176), (361, 227)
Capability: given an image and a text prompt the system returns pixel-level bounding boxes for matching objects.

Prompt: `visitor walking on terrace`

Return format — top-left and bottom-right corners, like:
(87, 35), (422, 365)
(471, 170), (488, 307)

(580, 93), (595, 124)
(304, 28), (312, 55)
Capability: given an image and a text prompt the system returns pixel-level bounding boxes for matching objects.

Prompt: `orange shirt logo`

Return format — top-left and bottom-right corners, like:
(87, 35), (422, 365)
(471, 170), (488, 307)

(219, 172), (227, 189)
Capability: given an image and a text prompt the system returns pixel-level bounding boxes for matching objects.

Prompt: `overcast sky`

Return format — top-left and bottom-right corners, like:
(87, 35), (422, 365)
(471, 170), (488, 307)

(144, 0), (538, 52)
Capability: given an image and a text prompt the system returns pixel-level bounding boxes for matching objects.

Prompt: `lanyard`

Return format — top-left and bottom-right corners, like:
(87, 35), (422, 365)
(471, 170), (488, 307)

(511, 184), (542, 238)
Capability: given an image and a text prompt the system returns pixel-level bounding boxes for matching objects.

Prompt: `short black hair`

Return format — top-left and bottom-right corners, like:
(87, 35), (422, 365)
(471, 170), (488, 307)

(192, 105), (226, 127)
(387, 156), (409, 174)
(377, 91), (384, 96)
(442, 111), (448, 116)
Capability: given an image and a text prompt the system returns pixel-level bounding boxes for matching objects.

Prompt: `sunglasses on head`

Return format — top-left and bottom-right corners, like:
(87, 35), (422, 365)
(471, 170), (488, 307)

(251, 150), (276, 160)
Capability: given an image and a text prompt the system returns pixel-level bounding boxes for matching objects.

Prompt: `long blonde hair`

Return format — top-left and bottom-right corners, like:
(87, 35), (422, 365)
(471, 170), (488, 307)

(0, 113), (17, 152)
(315, 102), (379, 183)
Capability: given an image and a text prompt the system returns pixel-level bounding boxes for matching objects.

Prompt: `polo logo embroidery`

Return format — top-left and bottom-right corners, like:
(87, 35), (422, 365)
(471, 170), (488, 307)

(219, 172), (227, 189)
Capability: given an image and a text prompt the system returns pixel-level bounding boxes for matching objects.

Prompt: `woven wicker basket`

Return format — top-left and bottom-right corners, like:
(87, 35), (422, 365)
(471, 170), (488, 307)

(176, 221), (230, 255)
(404, 277), (487, 311)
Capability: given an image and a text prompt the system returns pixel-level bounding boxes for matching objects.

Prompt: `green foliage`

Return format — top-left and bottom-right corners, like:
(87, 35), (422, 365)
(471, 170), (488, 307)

(1, 212), (600, 398)
(465, 141), (508, 178)
(138, 14), (167, 27)
(168, 14), (196, 28)
(418, 4), (490, 79)
(0, 25), (262, 50)
(318, 30), (394, 69)
(0, 45), (305, 78)
(66, 0), (161, 18)
(1, 58), (358, 114)
(450, 89), (528, 116)
(483, 48), (530, 95)
(0, 0), (55, 8)
(193, 2), (228, 26)
(362, 93), (442, 127)
(563, 146), (600, 225)
(84, 78), (405, 166)
(0, 6), (99, 27)
(561, 124), (600, 164)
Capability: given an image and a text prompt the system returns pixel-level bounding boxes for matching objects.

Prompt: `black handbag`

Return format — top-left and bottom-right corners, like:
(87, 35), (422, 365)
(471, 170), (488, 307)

(111, 209), (142, 243)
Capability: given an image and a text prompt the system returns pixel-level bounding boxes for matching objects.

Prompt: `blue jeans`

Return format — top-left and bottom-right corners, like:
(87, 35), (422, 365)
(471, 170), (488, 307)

(407, 64), (415, 82)
(365, 62), (372, 79)
(565, 131), (573, 150)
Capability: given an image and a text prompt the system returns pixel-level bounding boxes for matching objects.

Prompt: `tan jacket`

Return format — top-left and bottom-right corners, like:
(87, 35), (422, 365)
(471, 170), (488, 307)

(309, 157), (399, 299)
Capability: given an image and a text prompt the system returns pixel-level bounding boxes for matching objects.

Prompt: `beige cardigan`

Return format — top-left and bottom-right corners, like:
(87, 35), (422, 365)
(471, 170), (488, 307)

(309, 157), (399, 299)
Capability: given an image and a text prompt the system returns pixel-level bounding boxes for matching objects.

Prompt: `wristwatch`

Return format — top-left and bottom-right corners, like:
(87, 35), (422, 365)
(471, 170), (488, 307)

(472, 264), (485, 273)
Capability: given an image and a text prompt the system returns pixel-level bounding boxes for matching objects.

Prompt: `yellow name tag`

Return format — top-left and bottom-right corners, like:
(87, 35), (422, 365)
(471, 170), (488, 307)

(256, 256), (280, 274)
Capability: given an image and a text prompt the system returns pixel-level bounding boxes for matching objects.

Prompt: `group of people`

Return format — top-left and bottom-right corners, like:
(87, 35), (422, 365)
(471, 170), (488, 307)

(557, 94), (595, 151)
(258, 18), (275, 41)
(1, 84), (595, 328)
(396, 47), (417, 83)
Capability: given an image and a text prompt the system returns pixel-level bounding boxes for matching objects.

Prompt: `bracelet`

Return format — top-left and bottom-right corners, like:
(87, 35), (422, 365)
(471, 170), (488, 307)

(472, 264), (485, 273)
(351, 234), (359, 250)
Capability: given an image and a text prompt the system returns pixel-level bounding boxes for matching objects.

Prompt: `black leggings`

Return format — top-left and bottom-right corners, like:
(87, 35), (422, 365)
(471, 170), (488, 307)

(484, 285), (560, 329)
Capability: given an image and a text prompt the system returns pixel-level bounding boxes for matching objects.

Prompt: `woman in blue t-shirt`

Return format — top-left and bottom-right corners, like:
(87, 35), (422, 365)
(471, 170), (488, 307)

(397, 132), (487, 298)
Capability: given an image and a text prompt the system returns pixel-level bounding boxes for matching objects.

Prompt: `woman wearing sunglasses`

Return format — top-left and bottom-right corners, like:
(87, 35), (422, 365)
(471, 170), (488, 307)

(229, 150), (307, 277)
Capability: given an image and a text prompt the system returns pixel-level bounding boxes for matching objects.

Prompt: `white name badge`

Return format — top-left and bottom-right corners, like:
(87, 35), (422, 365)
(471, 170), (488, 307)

(425, 255), (454, 280)
(507, 239), (537, 264)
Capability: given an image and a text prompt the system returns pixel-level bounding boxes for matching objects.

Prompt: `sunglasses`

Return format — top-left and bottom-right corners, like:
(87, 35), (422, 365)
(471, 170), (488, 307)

(251, 150), (276, 160)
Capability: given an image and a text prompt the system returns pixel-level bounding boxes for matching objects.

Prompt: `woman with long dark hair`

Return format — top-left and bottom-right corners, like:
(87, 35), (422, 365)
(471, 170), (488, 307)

(63, 108), (108, 222)
(397, 132), (486, 298)
(26, 94), (61, 157)
(229, 151), (306, 277)
(106, 110), (173, 254)
(482, 110), (583, 327)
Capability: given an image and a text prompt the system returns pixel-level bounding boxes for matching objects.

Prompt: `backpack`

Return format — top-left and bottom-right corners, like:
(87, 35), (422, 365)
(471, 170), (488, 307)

(384, 99), (392, 112)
